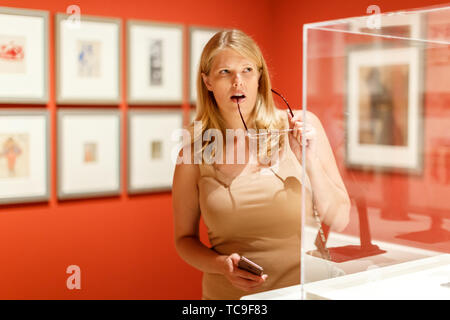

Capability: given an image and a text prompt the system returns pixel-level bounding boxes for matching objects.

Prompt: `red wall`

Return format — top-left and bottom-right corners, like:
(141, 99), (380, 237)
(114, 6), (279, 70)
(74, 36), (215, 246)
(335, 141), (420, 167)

(0, 0), (448, 299)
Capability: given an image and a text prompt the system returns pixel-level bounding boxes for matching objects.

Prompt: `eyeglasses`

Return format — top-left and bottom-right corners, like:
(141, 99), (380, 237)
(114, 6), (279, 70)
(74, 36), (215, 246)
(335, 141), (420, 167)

(236, 88), (296, 138)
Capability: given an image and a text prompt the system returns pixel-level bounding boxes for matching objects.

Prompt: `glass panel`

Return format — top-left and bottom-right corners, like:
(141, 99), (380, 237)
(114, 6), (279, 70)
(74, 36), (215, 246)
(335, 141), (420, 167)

(302, 5), (450, 300)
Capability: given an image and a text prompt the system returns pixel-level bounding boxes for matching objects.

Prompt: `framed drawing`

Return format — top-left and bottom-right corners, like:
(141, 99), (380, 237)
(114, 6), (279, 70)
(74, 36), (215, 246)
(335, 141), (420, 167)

(345, 45), (424, 173)
(0, 110), (49, 204)
(127, 20), (183, 104)
(55, 13), (121, 104)
(189, 26), (221, 104)
(0, 7), (48, 104)
(58, 109), (121, 200)
(128, 109), (183, 193)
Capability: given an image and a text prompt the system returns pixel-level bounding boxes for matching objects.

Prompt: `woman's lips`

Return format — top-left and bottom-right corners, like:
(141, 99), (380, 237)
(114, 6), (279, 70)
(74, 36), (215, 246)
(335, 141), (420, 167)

(231, 95), (246, 104)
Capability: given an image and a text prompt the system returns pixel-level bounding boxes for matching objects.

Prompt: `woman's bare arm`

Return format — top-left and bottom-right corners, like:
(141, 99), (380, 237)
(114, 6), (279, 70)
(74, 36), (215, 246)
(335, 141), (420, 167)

(288, 110), (351, 231)
(172, 149), (226, 274)
(305, 111), (350, 231)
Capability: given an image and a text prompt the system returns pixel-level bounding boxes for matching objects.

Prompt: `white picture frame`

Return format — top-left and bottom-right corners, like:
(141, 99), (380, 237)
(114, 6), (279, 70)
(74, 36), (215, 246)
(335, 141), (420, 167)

(0, 7), (49, 104)
(127, 109), (183, 193)
(345, 46), (424, 174)
(189, 26), (221, 104)
(58, 109), (122, 200)
(0, 110), (49, 204)
(55, 13), (122, 104)
(127, 20), (184, 105)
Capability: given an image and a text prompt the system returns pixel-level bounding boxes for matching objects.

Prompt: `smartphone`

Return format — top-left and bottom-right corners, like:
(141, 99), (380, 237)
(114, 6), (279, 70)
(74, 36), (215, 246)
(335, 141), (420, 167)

(237, 256), (264, 276)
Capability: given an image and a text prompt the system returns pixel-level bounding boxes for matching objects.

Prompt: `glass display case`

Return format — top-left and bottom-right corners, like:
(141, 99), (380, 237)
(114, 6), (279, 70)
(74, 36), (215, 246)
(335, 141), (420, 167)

(243, 4), (450, 300)
(300, 3), (450, 300)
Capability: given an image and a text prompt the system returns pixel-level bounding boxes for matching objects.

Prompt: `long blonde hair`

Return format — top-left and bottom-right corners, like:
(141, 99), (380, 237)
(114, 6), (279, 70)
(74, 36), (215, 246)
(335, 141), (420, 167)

(188, 29), (287, 164)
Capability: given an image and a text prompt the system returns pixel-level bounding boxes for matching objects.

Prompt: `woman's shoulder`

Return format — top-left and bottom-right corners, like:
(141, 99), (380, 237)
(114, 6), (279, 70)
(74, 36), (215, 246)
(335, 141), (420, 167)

(292, 108), (318, 119)
(275, 108), (321, 125)
(175, 146), (201, 172)
(292, 109), (323, 129)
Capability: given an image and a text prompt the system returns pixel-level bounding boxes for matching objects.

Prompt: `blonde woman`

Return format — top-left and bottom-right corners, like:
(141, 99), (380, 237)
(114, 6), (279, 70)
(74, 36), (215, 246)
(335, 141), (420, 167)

(172, 29), (350, 300)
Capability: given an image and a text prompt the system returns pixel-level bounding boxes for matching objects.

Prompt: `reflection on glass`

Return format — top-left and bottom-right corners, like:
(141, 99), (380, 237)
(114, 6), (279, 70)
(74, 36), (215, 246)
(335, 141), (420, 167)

(302, 4), (450, 300)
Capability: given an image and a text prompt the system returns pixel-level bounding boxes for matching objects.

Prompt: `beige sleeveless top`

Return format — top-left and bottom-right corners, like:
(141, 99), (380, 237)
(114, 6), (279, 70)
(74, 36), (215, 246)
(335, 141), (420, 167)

(197, 119), (314, 300)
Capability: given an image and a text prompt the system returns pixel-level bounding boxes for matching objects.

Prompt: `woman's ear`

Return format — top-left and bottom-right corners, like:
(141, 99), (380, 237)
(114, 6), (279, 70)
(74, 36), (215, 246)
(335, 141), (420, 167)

(201, 72), (213, 91)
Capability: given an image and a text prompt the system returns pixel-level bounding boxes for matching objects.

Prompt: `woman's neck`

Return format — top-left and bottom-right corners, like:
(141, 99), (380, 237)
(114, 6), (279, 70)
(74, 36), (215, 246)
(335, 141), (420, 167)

(220, 109), (250, 131)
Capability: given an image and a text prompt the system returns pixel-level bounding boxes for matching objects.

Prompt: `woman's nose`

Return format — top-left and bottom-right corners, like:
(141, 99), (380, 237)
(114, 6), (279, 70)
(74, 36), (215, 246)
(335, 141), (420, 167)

(232, 72), (243, 87)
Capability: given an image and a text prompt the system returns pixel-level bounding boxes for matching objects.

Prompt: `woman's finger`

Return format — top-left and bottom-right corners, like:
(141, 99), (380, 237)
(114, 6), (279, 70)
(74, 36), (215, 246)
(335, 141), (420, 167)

(293, 127), (299, 140)
(229, 253), (241, 266)
(225, 256), (234, 273)
(287, 111), (294, 130)
(231, 277), (265, 291)
(233, 268), (264, 282)
(289, 115), (317, 146)
(293, 123), (304, 141)
(287, 111), (303, 129)
(287, 110), (303, 121)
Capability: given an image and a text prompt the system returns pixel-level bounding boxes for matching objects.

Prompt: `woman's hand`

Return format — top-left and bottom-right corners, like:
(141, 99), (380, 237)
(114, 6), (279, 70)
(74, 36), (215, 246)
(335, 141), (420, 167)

(287, 110), (318, 164)
(219, 253), (268, 292)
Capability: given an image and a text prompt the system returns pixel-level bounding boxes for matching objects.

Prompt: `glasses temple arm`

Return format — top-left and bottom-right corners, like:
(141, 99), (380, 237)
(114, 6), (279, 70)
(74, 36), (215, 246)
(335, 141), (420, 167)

(237, 102), (248, 131)
(271, 89), (295, 118)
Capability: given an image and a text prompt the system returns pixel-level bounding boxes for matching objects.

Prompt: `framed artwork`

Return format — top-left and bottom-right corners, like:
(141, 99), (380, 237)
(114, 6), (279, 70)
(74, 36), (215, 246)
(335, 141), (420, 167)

(58, 109), (121, 200)
(189, 26), (221, 104)
(0, 7), (48, 104)
(128, 109), (183, 193)
(127, 20), (183, 104)
(345, 45), (424, 173)
(0, 110), (49, 204)
(55, 13), (121, 104)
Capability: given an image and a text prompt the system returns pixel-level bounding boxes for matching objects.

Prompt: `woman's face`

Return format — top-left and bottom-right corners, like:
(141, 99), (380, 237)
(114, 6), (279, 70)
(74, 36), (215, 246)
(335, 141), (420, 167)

(202, 48), (260, 122)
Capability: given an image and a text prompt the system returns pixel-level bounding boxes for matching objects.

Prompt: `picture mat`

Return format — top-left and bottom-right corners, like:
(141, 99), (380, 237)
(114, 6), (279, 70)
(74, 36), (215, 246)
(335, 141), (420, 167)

(58, 17), (120, 102)
(0, 114), (48, 201)
(0, 12), (46, 100)
(128, 23), (183, 103)
(59, 112), (120, 197)
(128, 111), (183, 191)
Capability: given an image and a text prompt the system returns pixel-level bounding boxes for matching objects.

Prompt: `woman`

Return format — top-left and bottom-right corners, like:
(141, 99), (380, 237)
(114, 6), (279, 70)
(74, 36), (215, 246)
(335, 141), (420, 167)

(172, 29), (350, 300)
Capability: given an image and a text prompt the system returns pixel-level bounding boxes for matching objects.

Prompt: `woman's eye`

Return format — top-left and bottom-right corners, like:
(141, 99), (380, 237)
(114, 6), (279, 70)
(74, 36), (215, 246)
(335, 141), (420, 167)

(219, 69), (229, 74)
(244, 67), (253, 72)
